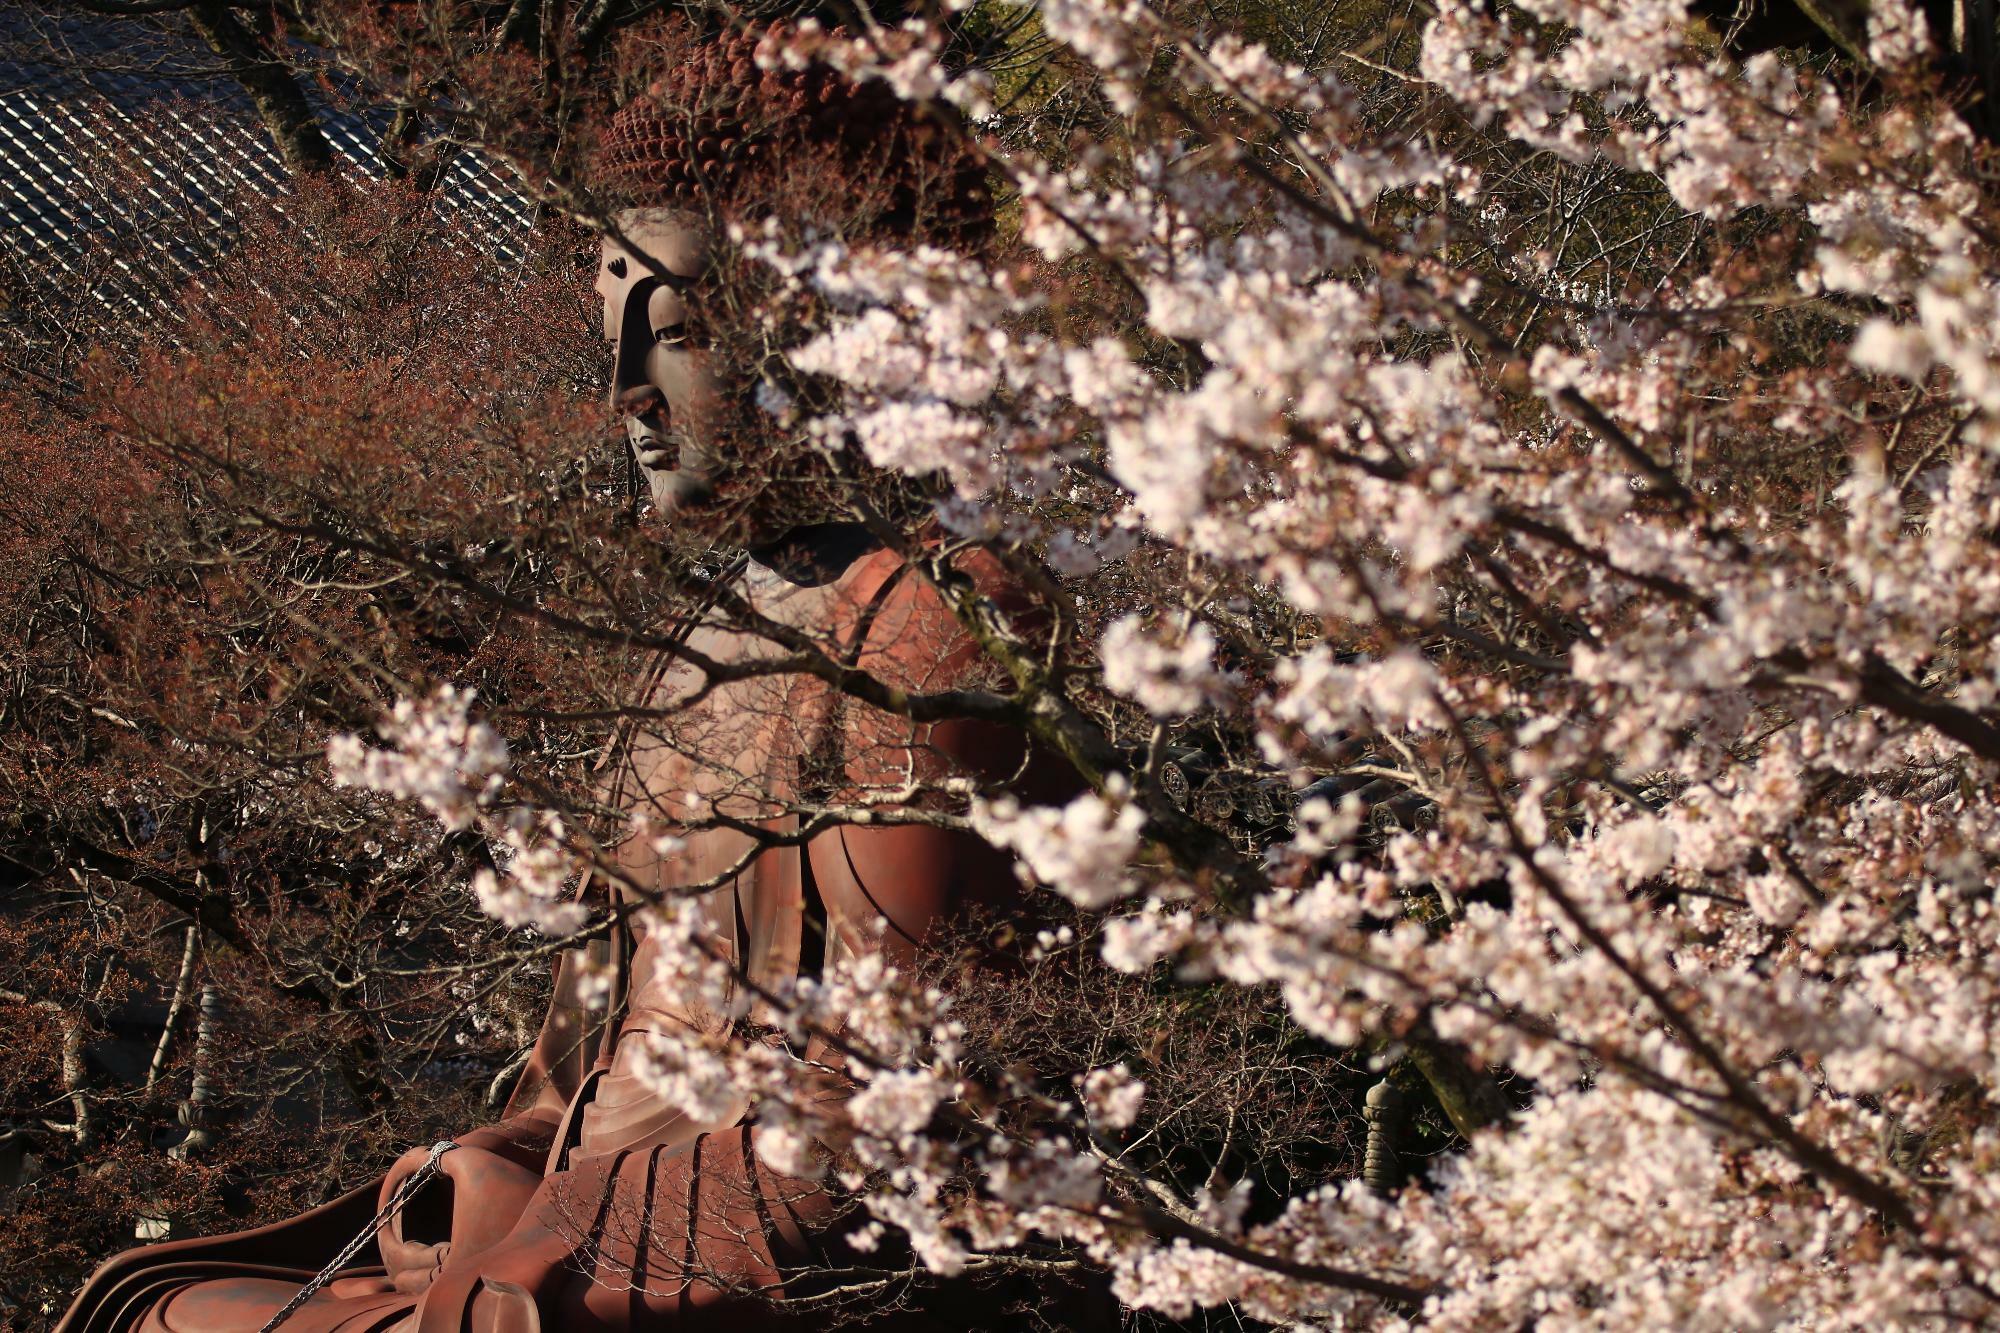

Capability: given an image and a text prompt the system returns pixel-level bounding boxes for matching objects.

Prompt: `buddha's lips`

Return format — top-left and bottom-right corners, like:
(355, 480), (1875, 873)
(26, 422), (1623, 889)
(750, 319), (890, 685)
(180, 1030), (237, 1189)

(626, 422), (683, 477)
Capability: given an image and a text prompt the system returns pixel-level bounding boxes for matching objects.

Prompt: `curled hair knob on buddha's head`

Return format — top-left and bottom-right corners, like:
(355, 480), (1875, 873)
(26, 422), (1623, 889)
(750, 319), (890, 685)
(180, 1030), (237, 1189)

(590, 18), (986, 238)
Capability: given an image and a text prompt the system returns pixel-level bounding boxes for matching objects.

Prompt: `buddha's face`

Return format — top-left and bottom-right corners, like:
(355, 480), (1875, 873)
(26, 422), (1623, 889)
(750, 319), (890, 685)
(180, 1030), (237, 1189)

(597, 209), (723, 519)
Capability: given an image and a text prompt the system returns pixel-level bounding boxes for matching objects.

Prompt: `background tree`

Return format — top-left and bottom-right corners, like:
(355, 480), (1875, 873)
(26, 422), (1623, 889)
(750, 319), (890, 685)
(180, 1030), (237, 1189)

(0, 173), (613, 1323)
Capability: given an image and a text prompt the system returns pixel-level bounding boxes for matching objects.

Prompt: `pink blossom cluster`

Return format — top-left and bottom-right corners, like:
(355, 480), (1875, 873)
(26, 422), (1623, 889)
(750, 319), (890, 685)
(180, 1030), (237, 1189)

(329, 688), (585, 936)
(1099, 615), (1234, 716)
(972, 780), (1147, 908)
(327, 685), (507, 833)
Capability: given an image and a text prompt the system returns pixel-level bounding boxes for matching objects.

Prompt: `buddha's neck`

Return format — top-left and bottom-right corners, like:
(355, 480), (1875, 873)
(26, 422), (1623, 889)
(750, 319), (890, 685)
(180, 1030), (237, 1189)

(746, 522), (880, 587)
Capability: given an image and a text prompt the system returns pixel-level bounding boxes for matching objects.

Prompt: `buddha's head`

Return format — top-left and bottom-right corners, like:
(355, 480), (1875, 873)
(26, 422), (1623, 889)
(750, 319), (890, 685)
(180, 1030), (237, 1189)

(596, 207), (722, 522)
(589, 19), (989, 552)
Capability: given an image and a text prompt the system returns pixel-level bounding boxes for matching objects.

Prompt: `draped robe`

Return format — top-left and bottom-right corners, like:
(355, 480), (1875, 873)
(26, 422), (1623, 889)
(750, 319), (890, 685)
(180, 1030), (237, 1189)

(58, 542), (1041, 1333)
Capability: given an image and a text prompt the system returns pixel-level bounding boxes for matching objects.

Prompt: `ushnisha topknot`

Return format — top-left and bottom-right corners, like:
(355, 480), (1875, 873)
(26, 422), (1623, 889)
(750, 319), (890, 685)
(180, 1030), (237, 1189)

(590, 18), (986, 238)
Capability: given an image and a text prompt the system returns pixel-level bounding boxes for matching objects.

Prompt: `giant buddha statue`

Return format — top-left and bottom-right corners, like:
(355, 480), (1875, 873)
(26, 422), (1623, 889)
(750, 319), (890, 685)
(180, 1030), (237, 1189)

(58, 22), (1046, 1332)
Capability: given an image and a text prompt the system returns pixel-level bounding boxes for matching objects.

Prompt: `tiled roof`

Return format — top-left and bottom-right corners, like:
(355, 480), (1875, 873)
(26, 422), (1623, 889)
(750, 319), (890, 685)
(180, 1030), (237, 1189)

(0, 5), (533, 365)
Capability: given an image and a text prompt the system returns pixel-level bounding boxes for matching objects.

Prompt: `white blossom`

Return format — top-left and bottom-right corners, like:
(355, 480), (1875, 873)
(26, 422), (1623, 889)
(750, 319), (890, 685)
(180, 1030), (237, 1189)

(972, 780), (1148, 908)
(327, 685), (507, 831)
(1079, 1064), (1147, 1130)
(632, 1029), (741, 1125)
(1100, 615), (1232, 715)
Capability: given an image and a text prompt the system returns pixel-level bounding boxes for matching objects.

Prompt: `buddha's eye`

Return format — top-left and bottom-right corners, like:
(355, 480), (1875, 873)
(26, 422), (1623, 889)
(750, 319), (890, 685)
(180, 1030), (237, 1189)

(607, 257), (628, 278)
(655, 324), (687, 346)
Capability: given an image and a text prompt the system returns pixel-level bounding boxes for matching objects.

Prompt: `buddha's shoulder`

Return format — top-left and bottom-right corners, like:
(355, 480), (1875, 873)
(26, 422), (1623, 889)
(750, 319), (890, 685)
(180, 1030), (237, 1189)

(835, 546), (1038, 691)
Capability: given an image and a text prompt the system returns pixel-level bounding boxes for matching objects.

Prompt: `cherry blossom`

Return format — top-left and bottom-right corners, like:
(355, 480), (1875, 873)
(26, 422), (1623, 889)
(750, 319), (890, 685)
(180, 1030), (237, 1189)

(1099, 615), (1232, 716)
(327, 685), (507, 832)
(971, 780), (1148, 908)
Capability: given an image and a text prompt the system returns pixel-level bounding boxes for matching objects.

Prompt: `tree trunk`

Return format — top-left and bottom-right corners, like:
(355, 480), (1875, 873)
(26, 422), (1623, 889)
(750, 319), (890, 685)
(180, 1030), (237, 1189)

(186, 2), (335, 178)
(144, 925), (198, 1095)
(170, 985), (221, 1160)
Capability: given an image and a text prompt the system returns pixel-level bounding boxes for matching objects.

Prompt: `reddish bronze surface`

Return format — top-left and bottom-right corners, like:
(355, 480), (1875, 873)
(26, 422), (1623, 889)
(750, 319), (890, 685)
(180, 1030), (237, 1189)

(61, 544), (1038, 1333)
(60, 204), (1043, 1331)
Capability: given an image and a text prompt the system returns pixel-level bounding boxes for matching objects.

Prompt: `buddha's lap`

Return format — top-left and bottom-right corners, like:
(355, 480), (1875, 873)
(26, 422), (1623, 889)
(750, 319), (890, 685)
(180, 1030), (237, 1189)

(134, 1128), (839, 1333)
(143, 1274), (409, 1333)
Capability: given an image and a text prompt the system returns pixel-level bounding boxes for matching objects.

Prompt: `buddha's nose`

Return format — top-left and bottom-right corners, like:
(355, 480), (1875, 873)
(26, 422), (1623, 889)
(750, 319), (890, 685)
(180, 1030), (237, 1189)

(616, 384), (665, 420)
(615, 384), (716, 511)
(615, 385), (673, 466)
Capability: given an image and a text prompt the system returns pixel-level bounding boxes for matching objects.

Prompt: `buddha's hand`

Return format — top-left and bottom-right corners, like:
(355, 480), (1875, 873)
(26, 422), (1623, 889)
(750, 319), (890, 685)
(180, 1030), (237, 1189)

(376, 1138), (545, 1295)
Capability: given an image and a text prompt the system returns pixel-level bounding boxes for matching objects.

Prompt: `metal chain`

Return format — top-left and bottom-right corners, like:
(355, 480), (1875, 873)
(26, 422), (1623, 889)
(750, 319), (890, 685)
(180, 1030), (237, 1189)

(257, 1140), (458, 1332)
